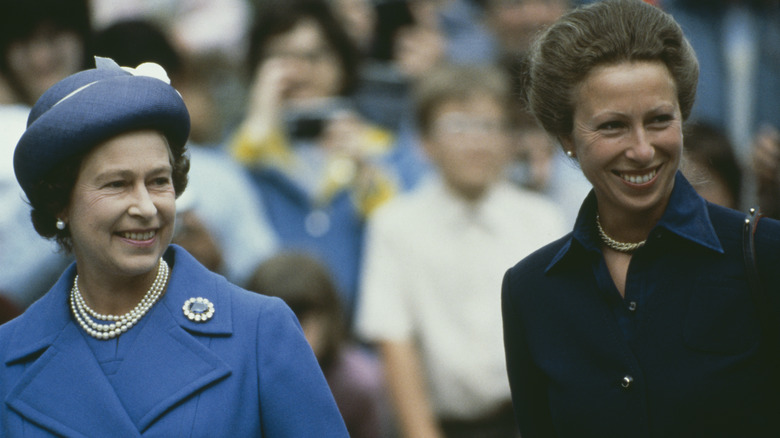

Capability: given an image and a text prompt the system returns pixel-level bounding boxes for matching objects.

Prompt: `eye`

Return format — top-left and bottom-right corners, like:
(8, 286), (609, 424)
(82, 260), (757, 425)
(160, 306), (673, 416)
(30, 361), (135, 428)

(598, 121), (624, 132)
(105, 180), (126, 189)
(648, 114), (674, 126)
(151, 176), (172, 187)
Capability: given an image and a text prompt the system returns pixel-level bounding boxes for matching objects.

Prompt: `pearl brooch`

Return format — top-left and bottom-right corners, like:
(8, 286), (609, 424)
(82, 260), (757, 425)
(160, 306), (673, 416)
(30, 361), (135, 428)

(182, 297), (215, 322)
(596, 214), (646, 253)
(70, 259), (169, 340)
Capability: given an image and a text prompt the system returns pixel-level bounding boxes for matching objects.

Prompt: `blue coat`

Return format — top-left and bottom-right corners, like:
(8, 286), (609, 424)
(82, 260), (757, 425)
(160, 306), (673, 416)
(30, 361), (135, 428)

(502, 174), (780, 437)
(0, 246), (348, 437)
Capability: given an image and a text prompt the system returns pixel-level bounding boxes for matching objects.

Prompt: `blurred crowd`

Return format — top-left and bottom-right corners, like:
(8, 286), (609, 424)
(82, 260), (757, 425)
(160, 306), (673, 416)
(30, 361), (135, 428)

(1, 0), (778, 437)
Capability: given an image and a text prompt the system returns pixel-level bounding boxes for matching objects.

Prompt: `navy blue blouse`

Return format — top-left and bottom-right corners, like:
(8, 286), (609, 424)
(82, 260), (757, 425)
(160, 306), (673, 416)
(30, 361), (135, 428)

(502, 172), (780, 438)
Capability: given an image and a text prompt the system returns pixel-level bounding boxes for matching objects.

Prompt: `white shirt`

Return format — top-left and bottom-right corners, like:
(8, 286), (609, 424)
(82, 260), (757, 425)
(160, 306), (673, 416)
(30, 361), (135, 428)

(356, 176), (567, 419)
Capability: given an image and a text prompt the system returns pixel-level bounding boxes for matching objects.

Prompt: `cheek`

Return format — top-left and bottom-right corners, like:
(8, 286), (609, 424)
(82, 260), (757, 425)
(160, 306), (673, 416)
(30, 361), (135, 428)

(156, 194), (177, 223)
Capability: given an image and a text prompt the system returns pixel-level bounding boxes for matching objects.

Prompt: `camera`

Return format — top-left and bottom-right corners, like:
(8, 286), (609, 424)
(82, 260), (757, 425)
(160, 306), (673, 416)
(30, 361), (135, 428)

(283, 97), (353, 140)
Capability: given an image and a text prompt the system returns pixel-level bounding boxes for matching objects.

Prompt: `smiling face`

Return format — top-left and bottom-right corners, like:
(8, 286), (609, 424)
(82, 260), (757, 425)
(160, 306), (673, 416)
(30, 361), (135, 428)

(64, 130), (176, 283)
(562, 61), (683, 221)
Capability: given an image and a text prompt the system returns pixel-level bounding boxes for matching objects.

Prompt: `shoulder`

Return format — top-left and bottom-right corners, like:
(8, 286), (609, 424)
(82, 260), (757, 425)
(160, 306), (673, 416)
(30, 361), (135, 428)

(505, 233), (572, 286)
(367, 182), (434, 227)
(496, 182), (562, 212)
(166, 245), (297, 330)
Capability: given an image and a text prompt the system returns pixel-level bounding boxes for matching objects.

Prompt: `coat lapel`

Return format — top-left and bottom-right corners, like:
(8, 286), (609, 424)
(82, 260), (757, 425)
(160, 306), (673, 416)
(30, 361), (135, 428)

(109, 246), (233, 432)
(4, 247), (234, 435)
(110, 298), (232, 432)
(6, 320), (142, 437)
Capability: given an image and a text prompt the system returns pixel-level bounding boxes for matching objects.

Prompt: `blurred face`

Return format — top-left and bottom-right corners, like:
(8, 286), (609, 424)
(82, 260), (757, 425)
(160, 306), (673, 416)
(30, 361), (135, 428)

(681, 156), (737, 209)
(562, 61), (683, 220)
(265, 19), (343, 100)
(486, 0), (568, 56)
(332, 0), (376, 51)
(65, 130), (176, 283)
(6, 23), (84, 104)
(424, 95), (512, 200)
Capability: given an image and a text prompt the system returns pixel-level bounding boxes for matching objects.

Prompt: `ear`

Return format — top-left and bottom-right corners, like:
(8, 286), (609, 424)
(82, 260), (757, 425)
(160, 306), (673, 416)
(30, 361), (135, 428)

(57, 207), (69, 223)
(558, 135), (575, 157)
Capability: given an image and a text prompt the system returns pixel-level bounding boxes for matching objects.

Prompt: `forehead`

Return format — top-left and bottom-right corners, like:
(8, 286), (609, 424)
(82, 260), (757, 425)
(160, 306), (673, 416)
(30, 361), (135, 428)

(79, 130), (171, 174)
(267, 19), (325, 48)
(574, 61), (677, 112)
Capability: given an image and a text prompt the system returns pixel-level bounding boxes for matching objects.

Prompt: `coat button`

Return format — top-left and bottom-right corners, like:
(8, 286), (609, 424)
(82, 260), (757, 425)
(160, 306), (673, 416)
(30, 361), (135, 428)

(628, 301), (637, 312)
(621, 375), (634, 389)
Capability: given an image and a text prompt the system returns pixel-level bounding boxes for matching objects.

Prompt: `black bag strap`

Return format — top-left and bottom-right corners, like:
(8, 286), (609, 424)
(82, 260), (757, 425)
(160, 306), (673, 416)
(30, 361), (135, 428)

(742, 208), (778, 352)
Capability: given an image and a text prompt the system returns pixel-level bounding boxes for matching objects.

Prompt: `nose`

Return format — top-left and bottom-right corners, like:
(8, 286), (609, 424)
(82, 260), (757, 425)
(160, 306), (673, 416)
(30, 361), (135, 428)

(625, 128), (655, 164)
(127, 184), (157, 218)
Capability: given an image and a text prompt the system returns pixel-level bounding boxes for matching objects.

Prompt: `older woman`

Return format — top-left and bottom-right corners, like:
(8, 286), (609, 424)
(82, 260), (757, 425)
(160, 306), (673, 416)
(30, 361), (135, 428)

(0, 57), (348, 437)
(501, 1), (780, 437)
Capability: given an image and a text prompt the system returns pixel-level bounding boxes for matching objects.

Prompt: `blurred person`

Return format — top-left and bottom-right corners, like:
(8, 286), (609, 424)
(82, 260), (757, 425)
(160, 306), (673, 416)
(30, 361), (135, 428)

(229, 0), (409, 321)
(0, 0), (91, 308)
(662, 0), (780, 166)
(506, 106), (591, 229)
(0, 56), (348, 437)
(503, 1), (780, 436)
(89, 0), (251, 64)
(681, 121), (743, 209)
(249, 251), (392, 438)
(93, 18), (279, 287)
(171, 191), (224, 274)
(483, 0), (570, 62)
(356, 64), (566, 438)
(752, 125), (780, 219)
(330, 0), (378, 56)
(0, 0), (92, 107)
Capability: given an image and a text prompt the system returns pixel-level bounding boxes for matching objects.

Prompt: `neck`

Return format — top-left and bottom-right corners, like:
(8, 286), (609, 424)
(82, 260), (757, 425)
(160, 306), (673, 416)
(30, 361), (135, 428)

(76, 262), (160, 315)
(596, 208), (661, 244)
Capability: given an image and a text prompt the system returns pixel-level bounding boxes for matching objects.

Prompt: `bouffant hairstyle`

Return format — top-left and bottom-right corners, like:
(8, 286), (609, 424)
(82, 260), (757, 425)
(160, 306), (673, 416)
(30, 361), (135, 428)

(521, 0), (699, 140)
(28, 135), (189, 252)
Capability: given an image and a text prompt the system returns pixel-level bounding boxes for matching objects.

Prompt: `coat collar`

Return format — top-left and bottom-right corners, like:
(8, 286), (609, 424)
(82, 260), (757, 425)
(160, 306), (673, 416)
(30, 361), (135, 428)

(546, 172), (723, 272)
(4, 245), (233, 435)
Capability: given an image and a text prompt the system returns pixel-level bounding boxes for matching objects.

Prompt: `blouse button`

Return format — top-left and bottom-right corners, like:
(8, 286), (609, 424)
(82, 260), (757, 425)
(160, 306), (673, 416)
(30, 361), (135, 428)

(628, 301), (637, 312)
(621, 375), (634, 389)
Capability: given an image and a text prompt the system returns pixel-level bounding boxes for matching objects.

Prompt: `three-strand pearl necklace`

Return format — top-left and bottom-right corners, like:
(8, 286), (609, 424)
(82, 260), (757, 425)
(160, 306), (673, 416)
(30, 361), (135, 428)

(70, 259), (169, 340)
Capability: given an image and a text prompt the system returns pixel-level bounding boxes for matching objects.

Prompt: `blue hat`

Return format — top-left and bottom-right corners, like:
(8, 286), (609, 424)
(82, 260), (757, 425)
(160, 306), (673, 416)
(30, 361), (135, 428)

(13, 56), (190, 198)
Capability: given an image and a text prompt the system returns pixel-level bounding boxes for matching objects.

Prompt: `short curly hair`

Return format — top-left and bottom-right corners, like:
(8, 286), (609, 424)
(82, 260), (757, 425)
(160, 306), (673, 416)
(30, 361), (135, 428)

(26, 134), (189, 252)
(520, 0), (699, 141)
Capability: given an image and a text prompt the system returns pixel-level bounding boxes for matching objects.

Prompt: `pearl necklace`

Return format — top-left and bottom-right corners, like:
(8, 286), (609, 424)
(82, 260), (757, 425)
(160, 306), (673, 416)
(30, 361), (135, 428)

(596, 214), (646, 253)
(70, 259), (169, 340)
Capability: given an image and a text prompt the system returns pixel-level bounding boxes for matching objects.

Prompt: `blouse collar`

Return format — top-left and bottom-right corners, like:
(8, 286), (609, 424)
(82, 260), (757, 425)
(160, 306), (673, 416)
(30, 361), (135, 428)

(547, 171), (723, 273)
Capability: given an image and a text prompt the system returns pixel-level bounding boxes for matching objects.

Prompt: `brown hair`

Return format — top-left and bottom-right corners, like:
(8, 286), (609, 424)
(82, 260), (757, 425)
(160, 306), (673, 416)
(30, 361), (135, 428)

(414, 63), (511, 137)
(521, 0), (698, 140)
(248, 251), (345, 368)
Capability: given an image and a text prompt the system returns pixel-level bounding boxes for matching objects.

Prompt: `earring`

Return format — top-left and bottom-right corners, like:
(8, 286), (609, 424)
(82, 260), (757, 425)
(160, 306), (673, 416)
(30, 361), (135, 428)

(566, 150), (575, 158)
(56, 218), (66, 230)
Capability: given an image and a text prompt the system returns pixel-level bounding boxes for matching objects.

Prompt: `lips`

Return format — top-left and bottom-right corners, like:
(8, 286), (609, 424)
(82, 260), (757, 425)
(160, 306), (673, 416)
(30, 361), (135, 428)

(616, 166), (659, 185)
(119, 230), (156, 241)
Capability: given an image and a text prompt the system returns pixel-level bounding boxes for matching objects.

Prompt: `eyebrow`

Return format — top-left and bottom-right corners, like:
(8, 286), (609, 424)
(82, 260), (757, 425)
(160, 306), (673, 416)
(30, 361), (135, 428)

(93, 165), (172, 183)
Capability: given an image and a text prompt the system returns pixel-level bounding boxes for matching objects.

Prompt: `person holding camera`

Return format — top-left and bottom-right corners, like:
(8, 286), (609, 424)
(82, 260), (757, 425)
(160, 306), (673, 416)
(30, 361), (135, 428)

(229, 0), (414, 324)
